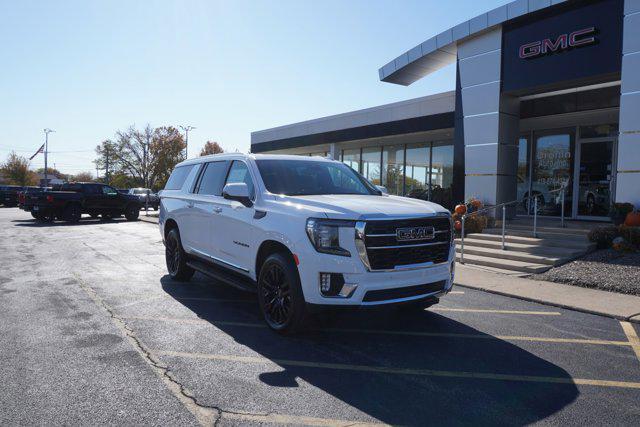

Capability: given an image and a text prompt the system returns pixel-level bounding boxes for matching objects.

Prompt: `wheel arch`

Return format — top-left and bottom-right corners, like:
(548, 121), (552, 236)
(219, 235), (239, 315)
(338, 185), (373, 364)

(164, 218), (179, 241)
(255, 240), (297, 280)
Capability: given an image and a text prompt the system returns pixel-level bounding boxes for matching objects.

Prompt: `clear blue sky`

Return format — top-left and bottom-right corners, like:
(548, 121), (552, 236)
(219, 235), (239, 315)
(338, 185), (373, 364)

(0, 0), (506, 176)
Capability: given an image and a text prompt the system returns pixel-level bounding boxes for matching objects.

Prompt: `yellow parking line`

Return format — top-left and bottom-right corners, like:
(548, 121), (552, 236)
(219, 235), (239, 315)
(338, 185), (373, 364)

(221, 411), (384, 426)
(620, 321), (640, 363)
(431, 307), (561, 316)
(122, 316), (633, 348)
(153, 350), (640, 390)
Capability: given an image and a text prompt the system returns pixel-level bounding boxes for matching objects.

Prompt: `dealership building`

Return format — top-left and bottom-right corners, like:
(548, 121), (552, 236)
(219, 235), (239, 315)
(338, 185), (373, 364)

(251, 0), (639, 220)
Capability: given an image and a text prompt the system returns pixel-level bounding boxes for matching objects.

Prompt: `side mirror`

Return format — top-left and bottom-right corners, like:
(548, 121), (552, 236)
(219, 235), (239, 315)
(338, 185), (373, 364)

(223, 183), (253, 207)
(375, 185), (389, 195)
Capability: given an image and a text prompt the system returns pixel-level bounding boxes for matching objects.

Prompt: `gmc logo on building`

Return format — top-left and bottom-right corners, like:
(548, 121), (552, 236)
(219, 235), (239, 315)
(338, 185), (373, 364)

(519, 27), (597, 59)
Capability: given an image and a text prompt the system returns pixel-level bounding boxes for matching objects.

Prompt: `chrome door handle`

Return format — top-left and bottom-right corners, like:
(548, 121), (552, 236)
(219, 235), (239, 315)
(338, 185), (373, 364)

(213, 207), (222, 213)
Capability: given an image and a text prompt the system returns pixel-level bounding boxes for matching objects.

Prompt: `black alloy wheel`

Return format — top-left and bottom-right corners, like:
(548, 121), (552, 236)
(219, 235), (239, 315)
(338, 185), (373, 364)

(165, 228), (194, 281)
(125, 205), (140, 221)
(257, 253), (306, 334)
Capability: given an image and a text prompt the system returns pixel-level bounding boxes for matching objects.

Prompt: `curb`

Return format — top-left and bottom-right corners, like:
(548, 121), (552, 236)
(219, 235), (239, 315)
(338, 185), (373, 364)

(139, 215), (159, 225)
(454, 282), (640, 324)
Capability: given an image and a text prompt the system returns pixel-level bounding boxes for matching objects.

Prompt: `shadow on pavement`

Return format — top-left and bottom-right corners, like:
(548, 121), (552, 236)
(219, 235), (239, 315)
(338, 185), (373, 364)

(160, 275), (579, 425)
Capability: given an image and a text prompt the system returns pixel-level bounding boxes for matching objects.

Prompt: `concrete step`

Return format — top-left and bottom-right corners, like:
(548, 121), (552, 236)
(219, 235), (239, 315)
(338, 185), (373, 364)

(454, 253), (551, 274)
(483, 227), (591, 241)
(455, 245), (562, 266)
(465, 232), (593, 250)
(493, 223), (591, 236)
(454, 237), (587, 257)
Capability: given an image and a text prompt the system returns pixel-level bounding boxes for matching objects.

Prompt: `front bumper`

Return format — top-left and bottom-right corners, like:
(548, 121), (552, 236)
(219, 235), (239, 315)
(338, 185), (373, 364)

(296, 240), (455, 306)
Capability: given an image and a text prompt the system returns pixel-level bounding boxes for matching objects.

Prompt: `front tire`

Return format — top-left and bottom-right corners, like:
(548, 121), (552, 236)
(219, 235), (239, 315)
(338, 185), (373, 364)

(125, 205), (140, 221)
(62, 204), (82, 223)
(165, 228), (194, 281)
(257, 253), (306, 334)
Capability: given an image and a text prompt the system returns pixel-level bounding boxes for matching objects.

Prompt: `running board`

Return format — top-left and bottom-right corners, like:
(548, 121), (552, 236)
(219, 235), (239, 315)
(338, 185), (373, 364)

(186, 258), (256, 293)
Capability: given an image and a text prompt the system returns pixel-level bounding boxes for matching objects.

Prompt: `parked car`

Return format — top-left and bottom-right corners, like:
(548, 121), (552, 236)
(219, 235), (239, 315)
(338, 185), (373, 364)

(159, 154), (455, 333)
(0, 185), (23, 207)
(30, 182), (141, 222)
(128, 187), (160, 210)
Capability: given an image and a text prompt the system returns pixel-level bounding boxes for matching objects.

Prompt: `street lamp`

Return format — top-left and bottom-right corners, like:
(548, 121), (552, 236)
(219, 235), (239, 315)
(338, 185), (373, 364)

(179, 125), (196, 159)
(43, 128), (55, 187)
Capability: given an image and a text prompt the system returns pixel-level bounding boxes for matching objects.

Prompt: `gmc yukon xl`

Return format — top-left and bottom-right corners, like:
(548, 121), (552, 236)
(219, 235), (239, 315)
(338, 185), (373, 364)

(159, 154), (455, 333)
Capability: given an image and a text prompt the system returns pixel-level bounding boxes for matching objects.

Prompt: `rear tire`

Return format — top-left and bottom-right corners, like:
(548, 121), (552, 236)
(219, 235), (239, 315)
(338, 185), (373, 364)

(165, 228), (194, 282)
(62, 204), (81, 223)
(257, 253), (306, 334)
(125, 204), (140, 221)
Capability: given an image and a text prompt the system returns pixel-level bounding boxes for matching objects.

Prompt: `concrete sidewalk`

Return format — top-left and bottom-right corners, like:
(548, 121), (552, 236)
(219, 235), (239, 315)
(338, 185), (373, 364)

(455, 264), (640, 323)
(139, 213), (158, 224)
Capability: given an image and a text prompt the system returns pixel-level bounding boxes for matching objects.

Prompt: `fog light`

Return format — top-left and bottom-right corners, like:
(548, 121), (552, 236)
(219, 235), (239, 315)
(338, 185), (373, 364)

(319, 273), (351, 297)
(320, 273), (332, 293)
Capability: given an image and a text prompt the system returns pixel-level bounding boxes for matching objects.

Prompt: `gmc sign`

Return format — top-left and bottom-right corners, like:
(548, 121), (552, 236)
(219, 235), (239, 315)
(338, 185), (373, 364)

(519, 27), (597, 59)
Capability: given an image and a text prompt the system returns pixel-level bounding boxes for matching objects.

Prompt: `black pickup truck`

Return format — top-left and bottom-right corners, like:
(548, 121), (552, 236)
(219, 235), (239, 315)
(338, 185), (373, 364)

(0, 185), (23, 207)
(30, 183), (141, 222)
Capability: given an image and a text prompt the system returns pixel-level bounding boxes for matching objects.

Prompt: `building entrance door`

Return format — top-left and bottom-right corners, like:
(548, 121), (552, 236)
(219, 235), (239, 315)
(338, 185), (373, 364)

(573, 138), (616, 220)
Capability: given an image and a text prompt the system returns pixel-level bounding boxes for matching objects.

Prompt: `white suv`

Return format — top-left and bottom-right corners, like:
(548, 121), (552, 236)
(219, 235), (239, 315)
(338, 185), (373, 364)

(159, 153), (455, 333)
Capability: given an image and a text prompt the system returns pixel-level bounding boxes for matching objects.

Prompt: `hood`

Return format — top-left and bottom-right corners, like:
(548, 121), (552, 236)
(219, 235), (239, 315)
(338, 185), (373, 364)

(271, 194), (449, 220)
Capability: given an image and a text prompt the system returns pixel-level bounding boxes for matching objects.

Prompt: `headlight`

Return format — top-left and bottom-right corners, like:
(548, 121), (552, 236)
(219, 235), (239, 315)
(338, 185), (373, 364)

(305, 218), (352, 257)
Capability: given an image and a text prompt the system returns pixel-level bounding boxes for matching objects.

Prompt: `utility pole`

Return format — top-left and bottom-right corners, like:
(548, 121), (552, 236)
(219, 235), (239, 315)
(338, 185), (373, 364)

(179, 125), (196, 159)
(43, 128), (55, 187)
(105, 144), (110, 185)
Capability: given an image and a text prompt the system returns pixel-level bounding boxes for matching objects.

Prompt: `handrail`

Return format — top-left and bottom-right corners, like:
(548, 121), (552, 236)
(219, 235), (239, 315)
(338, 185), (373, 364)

(459, 184), (567, 264)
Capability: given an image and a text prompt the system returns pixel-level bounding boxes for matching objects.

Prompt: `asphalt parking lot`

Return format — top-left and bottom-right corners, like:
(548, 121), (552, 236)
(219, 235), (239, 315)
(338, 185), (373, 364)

(1, 207), (639, 426)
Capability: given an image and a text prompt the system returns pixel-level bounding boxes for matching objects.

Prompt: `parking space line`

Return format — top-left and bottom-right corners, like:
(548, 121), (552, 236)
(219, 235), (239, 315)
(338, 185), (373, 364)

(221, 412), (384, 426)
(620, 321), (640, 364)
(152, 350), (640, 390)
(449, 291), (465, 294)
(122, 315), (634, 348)
(431, 307), (561, 316)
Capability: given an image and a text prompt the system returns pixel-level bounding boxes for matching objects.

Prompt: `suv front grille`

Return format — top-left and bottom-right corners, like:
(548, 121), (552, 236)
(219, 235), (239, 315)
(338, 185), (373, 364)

(358, 216), (451, 270)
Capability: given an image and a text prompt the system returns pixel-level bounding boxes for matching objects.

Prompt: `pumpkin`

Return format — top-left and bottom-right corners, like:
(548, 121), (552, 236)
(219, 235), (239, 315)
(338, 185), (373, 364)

(454, 220), (462, 231)
(624, 211), (640, 227)
(454, 204), (466, 215)
(471, 199), (483, 209)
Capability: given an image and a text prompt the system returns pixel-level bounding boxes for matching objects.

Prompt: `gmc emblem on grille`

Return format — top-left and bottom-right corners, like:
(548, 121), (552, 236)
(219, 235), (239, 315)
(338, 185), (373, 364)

(396, 226), (435, 242)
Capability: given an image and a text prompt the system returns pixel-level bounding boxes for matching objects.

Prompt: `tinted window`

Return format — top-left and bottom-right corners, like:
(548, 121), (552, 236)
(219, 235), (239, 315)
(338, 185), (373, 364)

(102, 186), (118, 195)
(197, 161), (228, 195)
(256, 159), (376, 196)
(165, 165), (194, 190)
(225, 161), (255, 198)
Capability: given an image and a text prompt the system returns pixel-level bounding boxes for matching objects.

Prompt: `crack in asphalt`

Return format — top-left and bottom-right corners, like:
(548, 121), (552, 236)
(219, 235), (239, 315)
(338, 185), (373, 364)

(72, 272), (278, 427)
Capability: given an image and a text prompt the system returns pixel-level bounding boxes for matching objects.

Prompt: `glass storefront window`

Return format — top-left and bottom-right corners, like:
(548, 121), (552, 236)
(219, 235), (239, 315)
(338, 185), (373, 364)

(516, 136), (531, 215)
(361, 147), (382, 186)
(531, 129), (573, 216)
(405, 143), (430, 198)
(579, 124), (618, 139)
(341, 149), (361, 173)
(430, 143), (454, 208)
(382, 145), (405, 195)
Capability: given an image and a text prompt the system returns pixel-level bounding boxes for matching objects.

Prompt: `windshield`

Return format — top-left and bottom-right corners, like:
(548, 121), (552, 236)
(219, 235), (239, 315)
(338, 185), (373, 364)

(256, 159), (377, 196)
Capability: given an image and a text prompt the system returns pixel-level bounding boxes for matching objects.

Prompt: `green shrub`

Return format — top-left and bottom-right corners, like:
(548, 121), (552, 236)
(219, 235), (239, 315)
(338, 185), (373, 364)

(588, 226), (620, 249)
